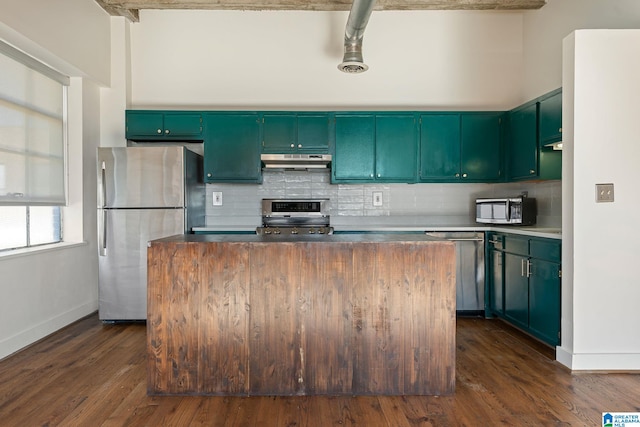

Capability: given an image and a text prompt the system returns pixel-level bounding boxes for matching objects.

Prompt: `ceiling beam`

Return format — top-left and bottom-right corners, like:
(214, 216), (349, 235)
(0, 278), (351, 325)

(96, 0), (546, 22)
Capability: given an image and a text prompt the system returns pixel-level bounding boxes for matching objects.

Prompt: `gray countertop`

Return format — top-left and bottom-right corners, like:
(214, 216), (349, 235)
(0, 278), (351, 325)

(192, 224), (562, 240)
(152, 232), (451, 244)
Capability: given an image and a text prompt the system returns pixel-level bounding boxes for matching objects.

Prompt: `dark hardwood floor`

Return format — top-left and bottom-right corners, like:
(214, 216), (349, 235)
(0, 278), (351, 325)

(1, 313), (638, 426)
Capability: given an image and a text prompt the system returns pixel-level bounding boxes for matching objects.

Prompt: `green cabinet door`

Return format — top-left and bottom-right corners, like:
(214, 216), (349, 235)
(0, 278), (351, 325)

(539, 90), (562, 144)
(262, 114), (297, 152)
(538, 90), (562, 181)
(334, 114), (375, 181)
(504, 252), (529, 330)
(126, 111), (203, 140)
(509, 103), (538, 180)
(461, 113), (502, 181)
(126, 112), (165, 138)
(163, 113), (203, 138)
(375, 114), (417, 182)
(419, 114), (460, 181)
(297, 113), (330, 152)
(529, 259), (561, 346)
(204, 113), (262, 182)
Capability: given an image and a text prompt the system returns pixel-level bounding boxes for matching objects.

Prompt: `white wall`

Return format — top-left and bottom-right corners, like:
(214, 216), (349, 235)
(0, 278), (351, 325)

(0, 2), (109, 359)
(559, 30), (640, 370)
(128, 9), (523, 110)
(0, 0), (110, 85)
(522, 0), (640, 102)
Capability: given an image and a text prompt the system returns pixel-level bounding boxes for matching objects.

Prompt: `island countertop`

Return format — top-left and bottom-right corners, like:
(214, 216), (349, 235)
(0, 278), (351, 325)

(147, 233), (456, 396)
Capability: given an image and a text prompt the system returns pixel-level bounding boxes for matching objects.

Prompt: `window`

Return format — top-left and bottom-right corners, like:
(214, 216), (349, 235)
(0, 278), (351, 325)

(0, 41), (69, 252)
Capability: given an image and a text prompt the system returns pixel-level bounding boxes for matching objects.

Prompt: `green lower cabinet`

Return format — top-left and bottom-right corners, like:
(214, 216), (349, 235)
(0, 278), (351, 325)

(504, 252), (530, 330)
(488, 232), (562, 347)
(529, 259), (561, 346)
(203, 113), (262, 183)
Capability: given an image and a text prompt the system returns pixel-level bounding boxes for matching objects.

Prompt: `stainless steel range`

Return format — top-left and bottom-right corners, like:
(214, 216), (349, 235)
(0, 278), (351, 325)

(257, 199), (333, 236)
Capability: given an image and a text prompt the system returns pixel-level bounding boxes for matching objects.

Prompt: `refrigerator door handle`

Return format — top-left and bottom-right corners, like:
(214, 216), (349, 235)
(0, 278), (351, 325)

(100, 161), (107, 209)
(99, 209), (107, 256)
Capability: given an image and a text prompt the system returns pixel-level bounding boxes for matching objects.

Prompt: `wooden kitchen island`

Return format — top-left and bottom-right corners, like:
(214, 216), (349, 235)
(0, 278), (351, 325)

(147, 233), (456, 396)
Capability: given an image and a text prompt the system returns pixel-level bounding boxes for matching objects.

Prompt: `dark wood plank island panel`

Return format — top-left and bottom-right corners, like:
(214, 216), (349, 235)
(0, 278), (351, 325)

(147, 234), (456, 396)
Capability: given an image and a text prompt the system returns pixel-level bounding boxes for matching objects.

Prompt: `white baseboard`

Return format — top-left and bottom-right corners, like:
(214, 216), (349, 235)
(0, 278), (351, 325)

(0, 301), (98, 361)
(555, 346), (640, 371)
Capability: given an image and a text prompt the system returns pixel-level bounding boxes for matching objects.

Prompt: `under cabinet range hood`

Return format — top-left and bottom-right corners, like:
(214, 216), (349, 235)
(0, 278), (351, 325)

(261, 153), (332, 170)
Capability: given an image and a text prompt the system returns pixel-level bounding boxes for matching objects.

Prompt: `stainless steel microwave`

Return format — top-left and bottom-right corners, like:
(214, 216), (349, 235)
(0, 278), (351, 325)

(475, 197), (537, 225)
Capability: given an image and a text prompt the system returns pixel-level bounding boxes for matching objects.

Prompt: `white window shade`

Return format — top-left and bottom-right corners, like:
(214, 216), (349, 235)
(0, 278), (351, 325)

(0, 42), (67, 206)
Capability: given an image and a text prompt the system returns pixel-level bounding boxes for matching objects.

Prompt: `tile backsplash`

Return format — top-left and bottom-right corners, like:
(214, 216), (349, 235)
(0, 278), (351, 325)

(204, 170), (561, 229)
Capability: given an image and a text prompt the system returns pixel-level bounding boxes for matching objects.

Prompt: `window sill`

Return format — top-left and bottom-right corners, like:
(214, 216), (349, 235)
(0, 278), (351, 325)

(0, 241), (88, 261)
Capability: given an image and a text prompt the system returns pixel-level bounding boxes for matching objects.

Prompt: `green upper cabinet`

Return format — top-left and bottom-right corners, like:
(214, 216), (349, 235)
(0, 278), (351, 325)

(537, 89), (563, 180)
(539, 89), (562, 145)
(508, 103), (538, 180)
(420, 114), (460, 181)
(262, 113), (330, 153)
(203, 113), (262, 183)
(126, 111), (203, 141)
(333, 114), (375, 181)
(375, 114), (418, 182)
(262, 114), (296, 152)
(460, 113), (502, 181)
(297, 113), (331, 152)
(420, 113), (502, 182)
(508, 88), (562, 181)
(333, 113), (417, 183)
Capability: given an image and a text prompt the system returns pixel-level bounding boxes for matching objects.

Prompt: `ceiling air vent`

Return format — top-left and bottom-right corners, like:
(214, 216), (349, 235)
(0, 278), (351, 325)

(338, 0), (376, 74)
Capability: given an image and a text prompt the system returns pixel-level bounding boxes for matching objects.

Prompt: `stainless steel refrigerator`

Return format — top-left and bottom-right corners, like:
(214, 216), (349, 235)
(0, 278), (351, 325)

(97, 146), (204, 321)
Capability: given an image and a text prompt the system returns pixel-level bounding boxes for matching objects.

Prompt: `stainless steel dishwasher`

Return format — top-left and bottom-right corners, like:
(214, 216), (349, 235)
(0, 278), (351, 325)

(425, 231), (485, 317)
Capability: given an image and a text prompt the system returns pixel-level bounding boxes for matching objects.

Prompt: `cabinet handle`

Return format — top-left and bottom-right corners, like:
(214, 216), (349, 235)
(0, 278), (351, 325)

(370, 174), (374, 178)
(559, 127), (563, 133)
(290, 143), (295, 148)
(157, 129), (162, 134)
(455, 173), (460, 178)
(530, 169), (535, 175)
(488, 239), (501, 245)
(207, 173), (212, 178)
(376, 173), (380, 178)
(165, 129), (170, 134)
(526, 260), (532, 278)
(521, 258), (525, 277)
(462, 173), (468, 178)
(298, 144), (302, 148)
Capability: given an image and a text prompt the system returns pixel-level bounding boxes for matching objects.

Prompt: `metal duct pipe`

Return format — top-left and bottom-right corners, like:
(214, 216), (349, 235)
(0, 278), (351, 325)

(338, 0), (377, 74)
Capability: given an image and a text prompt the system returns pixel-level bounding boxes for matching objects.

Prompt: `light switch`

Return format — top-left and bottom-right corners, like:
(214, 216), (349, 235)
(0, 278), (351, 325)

(373, 191), (383, 207)
(595, 183), (614, 203)
(213, 191), (223, 206)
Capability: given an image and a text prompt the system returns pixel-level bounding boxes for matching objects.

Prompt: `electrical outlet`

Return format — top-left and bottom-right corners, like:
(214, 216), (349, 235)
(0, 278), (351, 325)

(595, 183), (614, 203)
(213, 191), (223, 206)
(373, 191), (383, 207)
